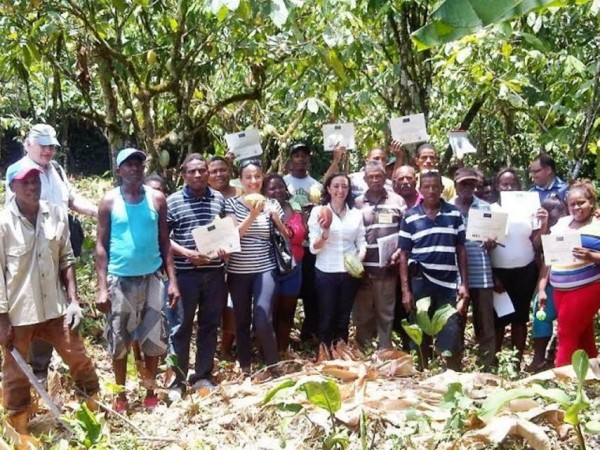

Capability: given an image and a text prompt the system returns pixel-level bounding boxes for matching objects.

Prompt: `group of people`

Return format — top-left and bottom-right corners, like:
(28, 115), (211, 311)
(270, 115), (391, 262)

(2, 123), (600, 435)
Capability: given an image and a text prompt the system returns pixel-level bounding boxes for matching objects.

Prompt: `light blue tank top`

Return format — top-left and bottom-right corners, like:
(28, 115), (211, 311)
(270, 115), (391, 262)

(108, 186), (162, 276)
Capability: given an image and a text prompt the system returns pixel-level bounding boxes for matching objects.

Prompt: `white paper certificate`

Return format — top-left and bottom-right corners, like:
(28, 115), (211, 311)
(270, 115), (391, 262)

(225, 129), (263, 161)
(448, 131), (477, 158)
(377, 233), (399, 268)
(541, 233), (582, 265)
(322, 123), (355, 151)
(466, 209), (508, 243)
(191, 216), (241, 258)
(389, 113), (429, 144)
(493, 291), (515, 318)
(500, 191), (541, 229)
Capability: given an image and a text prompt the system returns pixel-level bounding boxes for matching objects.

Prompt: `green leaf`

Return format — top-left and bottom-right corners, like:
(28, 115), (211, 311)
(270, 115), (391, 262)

(415, 297), (432, 335)
(530, 384), (570, 405)
(217, 5), (229, 21)
(572, 349), (590, 387)
(430, 303), (457, 336)
(112, 0), (127, 12)
(411, 0), (586, 50)
(565, 391), (589, 425)
(328, 49), (347, 82)
(478, 388), (534, 423)
(441, 382), (464, 409)
(276, 402), (304, 413)
(323, 432), (349, 450)
(401, 319), (423, 346)
(565, 55), (587, 74)
(300, 379), (341, 414)
(75, 403), (102, 446)
(585, 420), (600, 434)
(168, 17), (179, 32)
(263, 379), (297, 404)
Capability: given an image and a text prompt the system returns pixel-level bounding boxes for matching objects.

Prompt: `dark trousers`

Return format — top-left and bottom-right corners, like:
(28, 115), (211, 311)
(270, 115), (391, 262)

(470, 287), (496, 368)
(171, 269), (226, 384)
(28, 340), (53, 381)
(315, 269), (360, 346)
(300, 251), (319, 341)
(227, 270), (278, 367)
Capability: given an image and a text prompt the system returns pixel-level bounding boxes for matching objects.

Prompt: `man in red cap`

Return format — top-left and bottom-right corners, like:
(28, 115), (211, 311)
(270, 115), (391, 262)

(0, 163), (99, 436)
(5, 123), (98, 387)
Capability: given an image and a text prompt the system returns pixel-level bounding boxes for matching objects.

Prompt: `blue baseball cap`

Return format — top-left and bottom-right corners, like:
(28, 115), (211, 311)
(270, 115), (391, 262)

(6, 161), (42, 185)
(28, 124), (60, 147)
(116, 148), (146, 167)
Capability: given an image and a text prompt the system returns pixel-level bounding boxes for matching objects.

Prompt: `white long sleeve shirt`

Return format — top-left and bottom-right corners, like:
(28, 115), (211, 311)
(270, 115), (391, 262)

(308, 205), (366, 273)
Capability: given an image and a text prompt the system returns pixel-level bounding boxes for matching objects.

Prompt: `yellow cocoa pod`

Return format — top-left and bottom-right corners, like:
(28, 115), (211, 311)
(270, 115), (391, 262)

(147, 49), (157, 65)
(245, 193), (266, 208)
(309, 184), (322, 204)
(159, 150), (170, 168)
(344, 253), (365, 278)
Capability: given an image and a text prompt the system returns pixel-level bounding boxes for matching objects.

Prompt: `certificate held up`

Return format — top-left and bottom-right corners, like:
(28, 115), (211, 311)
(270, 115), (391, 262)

(192, 216), (241, 258)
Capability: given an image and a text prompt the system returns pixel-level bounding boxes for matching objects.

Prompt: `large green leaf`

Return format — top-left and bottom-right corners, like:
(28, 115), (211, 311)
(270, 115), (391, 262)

(565, 349), (591, 425)
(415, 297), (432, 335)
(478, 387), (534, 423)
(75, 403), (103, 447)
(412, 0), (592, 50)
(430, 303), (457, 336)
(401, 319), (423, 346)
(300, 379), (342, 414)
(572, 349), (590, 387)
(263, 379), (297, 405)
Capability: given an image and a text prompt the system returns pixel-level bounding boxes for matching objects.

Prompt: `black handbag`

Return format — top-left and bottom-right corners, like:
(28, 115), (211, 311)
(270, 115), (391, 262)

(270, 223), (296, 275)
(51, 161), (85, 257)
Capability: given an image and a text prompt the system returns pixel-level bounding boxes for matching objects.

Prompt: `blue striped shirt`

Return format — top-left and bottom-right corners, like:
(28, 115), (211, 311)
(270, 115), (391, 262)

(449, 196), (494, 289)
(167, 186), (226, 271)
(398, 200), (466, 290)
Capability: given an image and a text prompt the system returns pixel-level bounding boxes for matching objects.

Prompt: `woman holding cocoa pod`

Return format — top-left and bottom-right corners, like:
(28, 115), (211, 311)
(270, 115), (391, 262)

(225, 160), (290, 375)
(308, 173), (367, 350)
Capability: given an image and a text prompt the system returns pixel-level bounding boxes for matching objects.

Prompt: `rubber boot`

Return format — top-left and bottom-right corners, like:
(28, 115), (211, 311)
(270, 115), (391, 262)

(8, 411), (29, 435)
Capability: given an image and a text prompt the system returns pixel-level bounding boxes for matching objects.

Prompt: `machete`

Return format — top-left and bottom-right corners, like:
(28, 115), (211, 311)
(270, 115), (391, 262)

(9, 347), (64, 421)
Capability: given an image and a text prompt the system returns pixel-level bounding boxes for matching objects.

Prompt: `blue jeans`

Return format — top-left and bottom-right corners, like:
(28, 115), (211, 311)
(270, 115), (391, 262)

(411, 276), (463, 357)
(315, 269), (360, 346)
(227, 270), (278, 367)
(171, 269), (227, 384)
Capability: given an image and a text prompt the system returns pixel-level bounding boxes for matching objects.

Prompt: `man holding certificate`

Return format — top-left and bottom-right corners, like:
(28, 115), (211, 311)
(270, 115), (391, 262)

(449, 168), (496, 369)
(166, 153), (228, 393)
(353, 161), (405, 350)
(398, 170), (469, 370)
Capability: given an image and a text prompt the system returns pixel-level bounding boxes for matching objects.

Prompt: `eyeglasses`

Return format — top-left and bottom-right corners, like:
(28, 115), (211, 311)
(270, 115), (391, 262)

(529, 167), (544, 174)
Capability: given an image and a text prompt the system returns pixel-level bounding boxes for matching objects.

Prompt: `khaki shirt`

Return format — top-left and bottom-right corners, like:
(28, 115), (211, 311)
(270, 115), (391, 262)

(0, 199), (75, 326)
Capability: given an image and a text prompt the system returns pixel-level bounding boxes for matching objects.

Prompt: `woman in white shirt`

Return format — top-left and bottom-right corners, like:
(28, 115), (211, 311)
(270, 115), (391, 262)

(490, 168), (547, 367)
(308, 173), (366, 348)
